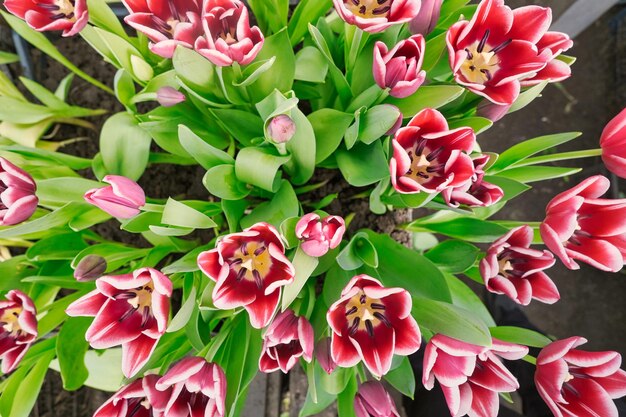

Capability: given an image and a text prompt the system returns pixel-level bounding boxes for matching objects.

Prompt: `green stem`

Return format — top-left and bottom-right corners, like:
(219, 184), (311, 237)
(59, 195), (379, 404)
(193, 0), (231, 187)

(522, 355), (537, 366)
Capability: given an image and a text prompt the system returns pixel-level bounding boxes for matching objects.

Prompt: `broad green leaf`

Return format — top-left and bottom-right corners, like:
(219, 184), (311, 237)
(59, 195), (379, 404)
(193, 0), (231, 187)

(87, 0), (128, 38)
(73, 243), (150, 272)
(483, 176), (530, 202)
(336, 141), (389, 187)
(448, 117), (493, 134)
(425, 240), (480, 273)
(36, 177), (101, 206)
(53, 349), (125, 392)
(508, 81), (549, 113)
(409, 217), (509, 243)
(309, 109), (353, 164)
(233, 57), (276, 87)
(0, 203), (84, 239)
(235, 146), (290, 192)
(203, 164), (251, 200)
(358, 105), (401, 144)
(0, 351), (54, 417)
(100, 112), (152, 180)
(282, 246), (319, 310)
(288, 0), (332, 45)
(386, 86), (464, 117)
(248, 29), (295, 102)
(19, 77), (68, 109)
(497, 166), (582, 183)
(168, 285), (198, 333)
(162, 198), (218, 229)
(443, 273), (496, 327)
(240, 180), (299, 228)
(384, 356), (415, 399)
(56, 317), (91, 390)
(295, 46), (329, 83)
(308, 24), (352, 104)
(490, 326), (553, 348)
(210, 108), (264, 146)
(26, 232), (88, 261)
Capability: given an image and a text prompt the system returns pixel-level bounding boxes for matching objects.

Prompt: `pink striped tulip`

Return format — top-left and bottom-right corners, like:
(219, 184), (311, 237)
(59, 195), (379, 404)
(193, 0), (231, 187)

(295, 213), (345, 257)
(333, 0), (421, 33)
(423, 335), (528, 417)
(600, 108), (626, 179)
(94, 375), (169, 417)
(0, 157), (38, 226)
(521, 31), (573, 87)
(0, 290), (37, 373)
(327, 274), (421, 378)
(259, 309), (314, 373)
(84, 175), (145, 219)
(65, 268), (172, 378)
(373, 35), (426, 99)
(535, 337), (626, 417)
(4, 0), (88, 36)
(481, 225), (559, 305)
(197, 222), (295, 329)
(540, 175), (626, 272)
(354, 381), (400, 417)
(443, 154), (504, 208)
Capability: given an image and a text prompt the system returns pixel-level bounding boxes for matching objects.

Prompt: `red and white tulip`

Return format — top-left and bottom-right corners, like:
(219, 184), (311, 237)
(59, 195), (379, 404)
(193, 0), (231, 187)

(0, 157), (38, 226)
(0, 290), (37, 374)
(333, 0), (421, 33)
(4, 0), (88, 36)
(373, 35), (426, 99)
(259, 309), (314, 373)
(295, 213), (345, 257)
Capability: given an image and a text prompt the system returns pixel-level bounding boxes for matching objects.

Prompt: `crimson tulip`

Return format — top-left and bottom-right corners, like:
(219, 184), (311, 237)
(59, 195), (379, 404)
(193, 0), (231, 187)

(333, 0), (421, 33)
(535, 337), (626, 417)
(0, 157), (38, 226)
(4, 0), (88, 36)
(327, 274), (421, 378)
(295, 213), (345, 257)
(259, 309), (314, 373)
(354, 381), (400, 417)
(65, 267), (172, 378)
(521, 31), (573, 87)
(0, 290), (37, 374)
(446, 0), (553, 105)
(373, 34), (426, 98)
(423, 335), (528, 417)
(390, 108), (476, 194)
(84, 175), (145, 219)
(600, 108), (626, 179)
(94, 375), (168, 417)
(197, 222), (295, 329)
(540, 175), (626, 272)
(443, 154), (504, 208)
(481, 225), (559, 305)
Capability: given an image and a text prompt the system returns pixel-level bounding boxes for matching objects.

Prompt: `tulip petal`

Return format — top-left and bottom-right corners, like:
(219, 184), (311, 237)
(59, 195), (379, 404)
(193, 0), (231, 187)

(121, 334), (158, 377)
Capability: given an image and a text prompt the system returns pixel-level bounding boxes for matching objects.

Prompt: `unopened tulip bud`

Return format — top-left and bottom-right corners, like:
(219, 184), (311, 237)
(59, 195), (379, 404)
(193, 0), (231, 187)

(157, 87), (186, 107)
(130, 55), (154, 82)
(0, 157), (38, 226)
(74, 255), (107, 282)
(477, 100), (511, 122)
(315, 338), (336, 375)
(266, 115), (296, 144)
(84, 175), (146, 219)
(354, 381), (400, 417)
(409, 0), (443, 35)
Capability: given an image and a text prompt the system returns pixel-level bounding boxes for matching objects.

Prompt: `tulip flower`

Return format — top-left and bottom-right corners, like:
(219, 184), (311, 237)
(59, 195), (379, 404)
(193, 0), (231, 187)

(521, 31), (573, 87)
(94, 375), (169, 417)
(295, 213), (346, 257)
(122, 0), (203, 58)
(156, 87), (186, 107)
(443, 154), (504, 208)
(476, 100), (511, 123)
(333, 0), (421, 33)
(423, 335), (528, 417)
(155, 357), (226, 417)
(480, 225), (559, 305)
(327, 274), (421, 377)
(0, 290), (37, 373)
(373, 35), (426, 99)
(66, 267), (172, 378)
(197, 222), (295, 329)
(84, 175), (146, 219)
(73, 255), (107, 282)
(315, 337), (337, 375)
(195, 0), (264, 66)
(535, 337), (626, 417)
(409, 0), (442, 36)
(354, 381), (400, 417)
(600, 108), (626, 179)
(390, 108), (476, 194)
(266, 115), (297, 144)
(540, 175), (626, 272)
(259, 309), (314, 373)
(446, 0), (553, 105)
(4, 0), (88, 37)
(0, 157), (39, 226)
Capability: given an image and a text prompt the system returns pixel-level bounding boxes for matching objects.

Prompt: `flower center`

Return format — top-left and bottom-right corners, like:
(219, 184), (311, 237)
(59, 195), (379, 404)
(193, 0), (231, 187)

(230, 242), (272, 289)
(405, 141), (445, 183)
(459, 30), (511, 85)
(115, 284), (155, 327)
(344, 291), (391, 337)
(346, 0), (392, 19)
(0, 307), (22, 335)
(36, 0), (76, 21)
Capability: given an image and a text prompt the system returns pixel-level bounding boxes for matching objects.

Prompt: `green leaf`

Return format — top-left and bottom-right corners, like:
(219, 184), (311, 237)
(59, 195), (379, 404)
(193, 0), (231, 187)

(26, 232), (88, 261)
(248, 29), (295, 102)
(56, 317), (91, 390)
(36, 177), (101, 206)
(240, 180), (299, 229)
(210, 109), (264, 146)
(295, 46), (329, 83)
(498, 166), (582, 183)
(0, 51), (19, 65)
(483, 176), (530, 202)
(490, 132), (581, 171)
(168, 285), (198, 333)
(412, 299), (492, 346)
(508, 80), (549, 114)
(19, 77), (68, 109)
(385, 86), (464, 117)
(203, 164), (251, 200)
(235, 146), (290, 192)
(0, 203), (83, 239)
(79, 349), (124, 391)
(288, 0), (332, 45)
(100, 112), (152, 180)
(448, 117), (493, 134)
(384, 356), (415, 399)
(161, 198), (218, 229)
(0, 351), (54, 417)
(282, 246), (319, 310)
(308, 24), (351, 104)
(358, 105), (401, 144)
(73, 243), (149, 272)
(489, 326), (553, 348)
(336, 141), (389, 187)
(409, 217), (508, 243)
(425, 240), (479, 273)
(309, 109), (353, 164)
(443, 273), (496, 327)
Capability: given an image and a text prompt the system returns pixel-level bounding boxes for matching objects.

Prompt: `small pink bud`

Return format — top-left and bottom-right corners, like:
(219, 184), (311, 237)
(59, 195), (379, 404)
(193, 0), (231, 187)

(315, 337), (336, 375)
(84, 175), (146, 219)
(409, 0), (443, 35)
(266, 115), (297, 144)
(295, 213), (346, 257)
(156, 87), (186, 107)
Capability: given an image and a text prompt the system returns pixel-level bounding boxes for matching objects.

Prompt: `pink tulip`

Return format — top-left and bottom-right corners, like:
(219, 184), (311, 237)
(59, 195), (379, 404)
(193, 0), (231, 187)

(155, 357), (226, 417)
(390, 108), (476, 194)
(540, 175), (626, 272)
(195, 0), (264, 66)
(4, 0), (88, 36)
(94, 375), (169, 417)
(446, 0), (553, 105)
(197, 222), (295, 329)
(354, 381), (400, 417)
(156, 86), (186, 107)
(443, 154), (504, 208)
(66, 267), (172, 378)
(423, 335), (528, 417)
(333, 0), (421, 33)
(480, 225), (559, 305)
(259, 309), (314, 373)
(0, 290), (37, 373)
(84, 175), (146, 219)
(295, 213), (346, 257)
(476, 100), (511, 123)
(0, 157), (38, 226)
(373, 35), (426, 98)
(266, 115), (297, 144)
(535, 337), (626, 417)
(600, 108), (626, 179)
(315, 337), (337, 375)
(327, 274), (421, 378)
(521, 31), (573, 87)
(409, 0), (442, 35)
(122, 0), (203, 58)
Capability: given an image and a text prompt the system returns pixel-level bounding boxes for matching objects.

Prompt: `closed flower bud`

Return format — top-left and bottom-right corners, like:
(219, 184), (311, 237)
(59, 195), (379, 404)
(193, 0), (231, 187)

(354, 381), (400, 417)
(266, 115), (297, 144)
(600, 108), (626, 179)
(296, 213), (346, 257)
(373, 35), (426, 99)
(315, 337), (337, 375)
(0, 157), (39, 226)
(409, 0), (442, 35)
(477, 100), (511, 123)
(156, 87), (186, 107)
(130, 55), (154, 82)
(73, 255), (107, 282)
(84, 175), (145, 219)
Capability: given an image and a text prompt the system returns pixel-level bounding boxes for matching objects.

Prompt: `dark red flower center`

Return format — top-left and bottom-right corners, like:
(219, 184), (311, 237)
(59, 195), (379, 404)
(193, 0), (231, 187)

(496, 248), (527, 278)
(206, 4), (242, 45)
(460, 30), (512, 85)
(346, 0), (392, 19)
(405, 141), (445, 184)
(126, 397), (151, 417)
(229, 241), (272, 290)
(149, 0), (193, 37)
(36, 0), (77, 21)
(344, 291), (391, 337)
